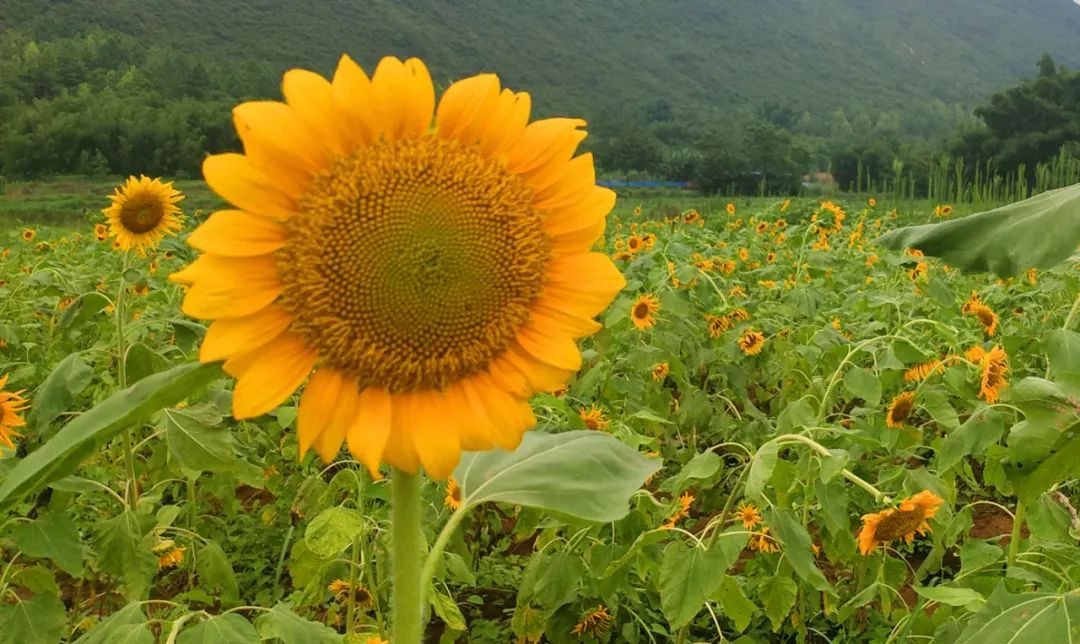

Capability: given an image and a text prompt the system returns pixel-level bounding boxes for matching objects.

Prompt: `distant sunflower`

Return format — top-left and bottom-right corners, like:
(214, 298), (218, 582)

(868, 197), (877, 207)
(965, 303), (998, 336)
(0, 374), (29, 450)
(171, 56), (624, 479)
(641, 232), (657, 249)
(103, 175), (184, 255)
(630, 294), (660, 330)
(885, 391), (915, 428)
(94, 223), (108, 241)
(738, 329), (765, 356)
(978, 345), (1009, 403)
(766, 252), (777, 264)
(21, 229), (35, 242)
(755, 221), (769, 234)
(904, 359), (943, 383)
(940, 204), (954, 216)
(651, 362), (669, 382)
(626, 234), (645, 254)
(737, 502), (762, 529)
(579, 404), (609, 431)
(858, 490), (942, 555)
(726, 202), (736, 215)
(444, 477), (462, 510)
(706, 314), (731, 338)
(683, 209), (701, 224)
(738, 248), (749, 262)
(662, 492), (694, 529)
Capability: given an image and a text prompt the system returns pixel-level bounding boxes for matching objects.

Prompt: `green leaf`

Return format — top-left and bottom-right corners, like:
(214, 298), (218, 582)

(30, 352), (93, 430)
(922, 389), (960, 430)
(304, 506), (363, 558)
(935, 410), (1007, 471)
(176, 614), (260, 644)
(454, 430), (659, 522)
(764, 507), (833, 593)
(11, 510), (84, 576)
(843, 367), (881, 406)
(74, 602), (152, 644)
(954, 585), (1080, 643)
(93, 510), (157, 601)
(0, 362), (222, 512)
(659, 541), (738, 628)
(253, 603), (341, 644)
(714, 575), (756, 633)
(777, 396), (815, 433)
(1045, 329), (1080, 391)
(430, 587), (467, 632)
(877, 183), (1080, 277)
(164, 406), (236, 473)
(58, 292), (110, 332)
(745, 441), (778, 500)
(660, 450), (720, 492)
(0, 594), (66, 644)
(914, 585), (986, 609)
(125, 343), (170, 385)
(758, 576), (798, 631)
(196, 541), (239, 602)
(893, 338), (931, 363)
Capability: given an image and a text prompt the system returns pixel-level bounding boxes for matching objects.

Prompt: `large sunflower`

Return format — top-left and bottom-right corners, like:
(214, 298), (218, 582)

(172, 56), (624, 479)
(103, 176), (184, 255)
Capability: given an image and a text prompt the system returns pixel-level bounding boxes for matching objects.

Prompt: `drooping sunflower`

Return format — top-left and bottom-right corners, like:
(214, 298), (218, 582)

(706, 313), (732, 339)
(738, 329), (765, 356)
(885, 391), (916, 428)
(630, 294), (660, 330)
(965, 302), (999, 336)
(651, 362), (670, 382)
(662, 492), (694, 529)
(978, 345), (1009, 403)
(858, 490), (943, 555)
(682, 209), (701, 225)
(21, 229), (35, 242)
(572, 605), (613, 638)
(750, 526), (781, 553)
(737, 502), (762, 529)
(0, 374), (29, 450)
(103, 175), (184, 255)
(904, 359), (943, 383)
(964, 344), (986, 363)
(171, 56), (624, 479)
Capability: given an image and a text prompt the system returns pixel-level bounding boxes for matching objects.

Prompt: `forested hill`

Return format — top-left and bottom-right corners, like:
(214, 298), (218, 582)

(3, 0), (1080, 119)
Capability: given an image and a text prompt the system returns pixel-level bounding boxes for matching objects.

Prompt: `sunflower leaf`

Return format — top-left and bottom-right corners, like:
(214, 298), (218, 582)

(454, 430), (659, 522)
(876, 183), (1080, 277)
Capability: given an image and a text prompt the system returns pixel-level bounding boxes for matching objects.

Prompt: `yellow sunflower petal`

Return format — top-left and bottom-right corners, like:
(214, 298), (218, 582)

(203, 154), (297, 220)
(346, 386), (393, 478)
(227, 332), (317, 419)
(200, 304), (293, 363)
(282, 69), (350, 157)
(187, 210), (287, 257)
(507, 118), (587, 175)
(312, 375), (359, 463)
(331, 54), (380, 150)
(296, 369), (343, 459)
(533, 154), (597, 210)
(382, 393), (421, 472)
(445, 381), (496, 451)
(436, 74), (502, 143)
(232, 101), (326, 195)
(543, 186), (615, 238)
(411, 391), (460, 480)
(371, 57), (434, 141)
(515, 325), (582, 371)
(172, 255), (281, 319)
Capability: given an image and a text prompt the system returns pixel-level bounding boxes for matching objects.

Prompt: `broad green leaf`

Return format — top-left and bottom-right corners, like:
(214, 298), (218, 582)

(1007, 377), (1078, 428)
(777, 396), (815, 433)
(954, 585), (1080, 643)
(253, 603), (340, 644)
(176, 614), (260, 644)
(763, 507), (833, 593)
(531, 550), (583, 609)
(0, 593), (66, 644)
(93, 510), (157, 601)
(935, 410), (1007, 471)
(125, 343), (169, 385)
(196, 541), (239, 602)
(660, 450), (720, 492)
(454, 430), (659, 522)
(659, 541), (737, 628)
(164, 406), (236, 472)
(74, 602), (152, 644)
(1011, 430), (1080, 504)
(714, 575), (757, 633)
(58, 292), (110, 331)
(843, 367), (881, 406)
(11, 566), (59, 595)
(1045, 329), (1080, 391)
(914, 585), (985, 609)
(877, 183), (1080, 277)
(0, 361), (222, 512)
(893, 338), (931, 363)
(430, 587), (467, 632)
(11, 510), (84, 576)
(30, 352), (93, 430)
(745, 441), (778, 500)
(922, 389), (960, 430)
(759, 575), (798, 631)
(304, 506), (363, 558)
(819, 448), (849, 483)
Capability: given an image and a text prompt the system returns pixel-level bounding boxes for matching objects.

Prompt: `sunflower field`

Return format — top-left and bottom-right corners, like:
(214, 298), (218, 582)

(2, 56), (1080, 644)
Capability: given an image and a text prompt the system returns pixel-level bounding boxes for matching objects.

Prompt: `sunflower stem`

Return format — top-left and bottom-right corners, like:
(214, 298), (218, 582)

(1008, 500), (1026, 567)
(115, 252), (138, 505)
(420, 503), (470, 605)
(391, 467), (424, 644)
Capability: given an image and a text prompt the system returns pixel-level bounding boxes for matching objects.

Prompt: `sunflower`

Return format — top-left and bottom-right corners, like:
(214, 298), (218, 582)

(328, 579), (374, 608)
(706, 314), (732, 338)
(683, 209), (701, 224)
(978, 345), (1009, 403)
(737, 502), (762, 529)
(171, 56), (624, 479)
(738, 329), (765, 356)
(885, 391), (915, 428)
(572, 605), (613, 638)
(965, 303), (998, 336)
(766, 252), (776, 264)
(626, 234), (644, 254)
(156, 545), (186, 570)
(738, 248), (749, 262)
(725, 202), (736, 215)
(21, 229), (35, 242)
(904, 359), (943, 383)
(750, 527), (781, 553)
(0, 374), (29, 450)
(868, 198), (877, 207)
(755, 221), (769, 234)
(103, 176), (184, 255)
(780, 200), (790, 212)
(662, 492), (694, 529)
(940, 205), (954, 216)
(651, 362), (669, 382)
(579, 404), (609, 431)
(641, 232), (657, 250)
(94, 223), (109, 241)
(630, 294), (660, 330)
(442, 477), (463, 510)
(858, 490), (943, 555)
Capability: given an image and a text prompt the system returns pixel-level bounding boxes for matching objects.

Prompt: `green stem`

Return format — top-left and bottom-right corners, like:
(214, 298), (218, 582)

(1008, 500), (1026, 566)
(391, 468), (424, 644)
(346, 535), (360, 637)
(774, 434), (889, 503)
(1063, 290), (1080, 331)
(420, 504), (470, 604)
(115, 254), (138, 504)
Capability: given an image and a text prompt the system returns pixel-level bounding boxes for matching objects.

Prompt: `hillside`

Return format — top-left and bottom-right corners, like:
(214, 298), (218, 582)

(3, 0), (1080, 120)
